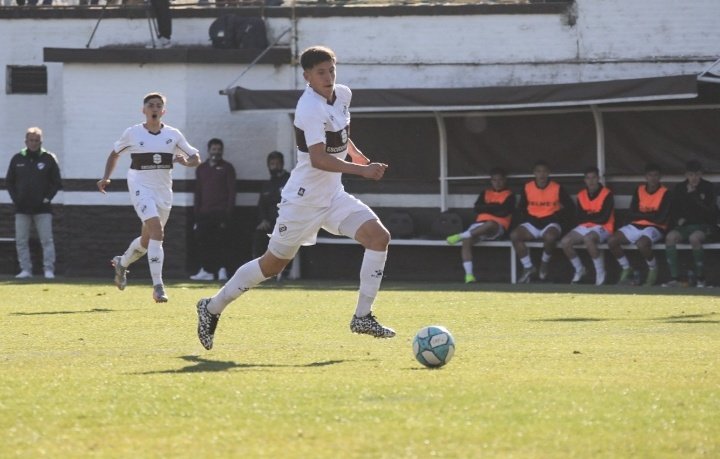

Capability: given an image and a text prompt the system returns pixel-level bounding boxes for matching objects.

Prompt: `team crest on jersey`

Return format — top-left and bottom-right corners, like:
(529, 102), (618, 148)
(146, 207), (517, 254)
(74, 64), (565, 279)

(278, 224), (287, 235)
(166, 139), (172, 144)
(298, 187), (305, 196)
(343, 105), (348, 115)
(37, 163), (45, 170)
(153, 154), (162, 164)
(140, 141), (144, 146)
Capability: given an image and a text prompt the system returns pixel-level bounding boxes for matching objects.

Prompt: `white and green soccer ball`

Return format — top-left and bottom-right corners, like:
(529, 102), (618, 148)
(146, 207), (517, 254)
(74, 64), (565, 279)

(412, 325), (455, 368)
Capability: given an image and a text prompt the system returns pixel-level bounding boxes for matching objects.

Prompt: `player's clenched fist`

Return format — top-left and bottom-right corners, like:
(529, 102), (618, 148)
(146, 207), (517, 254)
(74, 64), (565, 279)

(363, 162), (388, 180)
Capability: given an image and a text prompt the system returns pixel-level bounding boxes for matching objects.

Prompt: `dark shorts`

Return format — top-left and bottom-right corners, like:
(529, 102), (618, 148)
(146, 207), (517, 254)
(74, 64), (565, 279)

(671, 224), (718, 241)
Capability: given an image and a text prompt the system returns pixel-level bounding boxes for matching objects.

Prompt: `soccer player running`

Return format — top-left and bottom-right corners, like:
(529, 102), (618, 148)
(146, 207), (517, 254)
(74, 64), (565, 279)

(559, 166), (615, 286)
(663, 160), (718, 288)
(608, 163), (670, 286)
(511, 160), (574, 283)
(195, 45), (395, 350)
(446, 168), (515, 283)
(97, 92), (200, 302)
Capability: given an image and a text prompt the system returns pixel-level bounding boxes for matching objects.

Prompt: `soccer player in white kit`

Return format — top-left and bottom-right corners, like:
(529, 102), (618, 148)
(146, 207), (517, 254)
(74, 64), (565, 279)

(97, 92), (200, 303)
(195, 46), (395, 350)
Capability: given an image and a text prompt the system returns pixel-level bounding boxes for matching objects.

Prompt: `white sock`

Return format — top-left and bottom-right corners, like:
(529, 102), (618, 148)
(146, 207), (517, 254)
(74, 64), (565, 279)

(541, 252), (552, 263)
(208, 258), (267, 315)
(121, 237), (147, 267)
(147, 239), (164, 285)
(570, 256), (583, 271)
(460, 230), (472, 239)
(521, 255), (533, 269)
(646, 257), (657, 269)
(592, 256), (604, 273)
(617, 256), (630, 269)
(462, 261), (473, 275)
(355, 249), (387, 317)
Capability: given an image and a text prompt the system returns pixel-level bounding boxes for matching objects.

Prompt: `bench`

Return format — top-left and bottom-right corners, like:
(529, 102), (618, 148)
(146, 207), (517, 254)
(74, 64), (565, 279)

(314, 236), (720, 283)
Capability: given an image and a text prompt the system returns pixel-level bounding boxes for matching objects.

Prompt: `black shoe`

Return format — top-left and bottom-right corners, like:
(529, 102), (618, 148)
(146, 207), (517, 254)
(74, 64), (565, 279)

(196, 298), (220, 350)
(350, 313), (396, 338)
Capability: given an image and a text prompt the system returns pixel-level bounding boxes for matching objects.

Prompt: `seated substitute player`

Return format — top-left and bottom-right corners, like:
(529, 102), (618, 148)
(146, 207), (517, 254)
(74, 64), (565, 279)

(97, 92), (200, 303)
(559, 166), (615, 286)
(511, 160), (574, 283)
(195, 45), (395, 350)
(608, 163), (670, 286)
(446, 167), (515, 283)
(663, 160), (718, 288)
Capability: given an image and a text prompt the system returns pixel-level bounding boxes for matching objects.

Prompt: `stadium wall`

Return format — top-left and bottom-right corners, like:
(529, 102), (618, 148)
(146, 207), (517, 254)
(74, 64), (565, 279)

(0, 0), (719, 279)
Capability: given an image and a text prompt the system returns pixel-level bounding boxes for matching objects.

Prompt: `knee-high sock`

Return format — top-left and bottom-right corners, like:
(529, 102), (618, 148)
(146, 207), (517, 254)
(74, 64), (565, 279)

(208, 258), (267, 315)
(355, 249), (388, 317)
(147, 239), (164, 286)
(121, 237), (147, 267)
(692, 248), (704, 278)
(665, 246), (679, 278)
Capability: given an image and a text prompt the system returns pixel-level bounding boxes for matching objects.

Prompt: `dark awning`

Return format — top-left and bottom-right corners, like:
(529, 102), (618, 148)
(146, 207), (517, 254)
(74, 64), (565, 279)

(227, 74), (700, 113)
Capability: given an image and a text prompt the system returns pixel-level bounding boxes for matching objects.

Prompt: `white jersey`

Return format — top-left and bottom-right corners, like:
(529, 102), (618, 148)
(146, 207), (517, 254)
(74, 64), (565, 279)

(283, 84), (352, 207)
(114, 123), (199, 190)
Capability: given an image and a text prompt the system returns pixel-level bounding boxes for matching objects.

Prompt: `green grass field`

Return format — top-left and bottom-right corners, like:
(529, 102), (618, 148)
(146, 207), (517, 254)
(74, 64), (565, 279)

(1, 279), (718, 458)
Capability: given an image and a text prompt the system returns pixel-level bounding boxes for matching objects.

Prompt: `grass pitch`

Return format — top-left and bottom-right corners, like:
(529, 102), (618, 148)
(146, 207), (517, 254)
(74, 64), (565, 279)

(1, 279), (718, 458)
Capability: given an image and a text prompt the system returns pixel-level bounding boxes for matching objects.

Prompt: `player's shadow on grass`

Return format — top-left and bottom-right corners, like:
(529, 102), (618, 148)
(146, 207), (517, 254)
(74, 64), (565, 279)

(655, 312), (719, 324)
(9, 308), (114, 316)
(136, 355), (349, 374)
(530, 317), (610, 322)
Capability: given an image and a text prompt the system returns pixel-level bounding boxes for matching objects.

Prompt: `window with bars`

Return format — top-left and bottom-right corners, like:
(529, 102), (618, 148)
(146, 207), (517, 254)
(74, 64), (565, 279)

(6, 65), (47, 94)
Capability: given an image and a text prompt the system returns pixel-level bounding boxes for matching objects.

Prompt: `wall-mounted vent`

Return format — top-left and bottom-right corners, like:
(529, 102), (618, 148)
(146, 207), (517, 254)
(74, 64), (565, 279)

(6, 65), (47, 94)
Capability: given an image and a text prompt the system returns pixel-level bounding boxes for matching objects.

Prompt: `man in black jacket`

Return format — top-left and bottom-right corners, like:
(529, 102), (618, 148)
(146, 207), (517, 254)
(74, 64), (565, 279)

(663, 160), (718, 288)
(5, 127), (62, 279)
(252, 151), (290, 260)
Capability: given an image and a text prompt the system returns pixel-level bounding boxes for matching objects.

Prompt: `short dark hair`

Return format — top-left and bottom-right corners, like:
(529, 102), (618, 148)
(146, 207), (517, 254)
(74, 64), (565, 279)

(685, 160), (702, 173)
(533, 160), (549, 170)
(583, 165), (600, 176)
(143, 92), (166, 105)
(267, 151), (284, 164)
(207, 138), (224, 150)
(300, 46), (336, 70)
(489, 167), (507, 177)
(644, 163), (661, 173)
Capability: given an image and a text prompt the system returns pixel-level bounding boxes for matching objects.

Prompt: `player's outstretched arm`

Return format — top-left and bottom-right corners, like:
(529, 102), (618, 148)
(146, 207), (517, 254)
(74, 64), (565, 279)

(347, 139), (370, 165)
(309, 143), (387, 180)
(175, 153), (200, 168)
(97, 150), (120, 193)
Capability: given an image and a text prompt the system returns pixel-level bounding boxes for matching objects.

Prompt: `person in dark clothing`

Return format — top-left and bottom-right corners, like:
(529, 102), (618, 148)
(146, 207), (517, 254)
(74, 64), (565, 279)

(5, 127), (62, 279)
(511, 160), (575, 283)
(559, 166), (615, 286)
(190, 138), (236, 281)
(445, 167), (515, 283)
(608, 163), (671, 286)
(252, 151), (290, 259)
(150, 0), (172, 48)
(663, 160), (718, 288)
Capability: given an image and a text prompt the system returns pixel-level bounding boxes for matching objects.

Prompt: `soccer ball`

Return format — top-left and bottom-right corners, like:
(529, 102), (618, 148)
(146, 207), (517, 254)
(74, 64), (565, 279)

(412, 325), (455, 368)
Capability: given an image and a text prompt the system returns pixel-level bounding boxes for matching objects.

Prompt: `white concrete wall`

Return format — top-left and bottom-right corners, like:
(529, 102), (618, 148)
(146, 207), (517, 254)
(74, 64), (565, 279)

(1, 0), (719, 205)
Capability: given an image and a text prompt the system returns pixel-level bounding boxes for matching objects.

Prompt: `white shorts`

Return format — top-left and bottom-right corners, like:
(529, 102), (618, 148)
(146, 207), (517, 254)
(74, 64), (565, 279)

(570, 224), (610, 243)
(268, 190), (378, 259)
(618, 224), (664, 244)
(520, 222), (562, 239)
(468, 221), (505, 241)
(128, 180), (172, 226)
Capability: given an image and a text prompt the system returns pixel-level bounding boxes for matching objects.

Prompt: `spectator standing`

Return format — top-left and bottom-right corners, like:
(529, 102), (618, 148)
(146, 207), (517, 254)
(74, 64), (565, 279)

(511, 160), (574, 283)
(97, 92), (200, 303)
(559, 166), (615, 286)
(608, 163), (671, 286)
(663, 160), (718, 287)
(445, 167), (515, 283)
(150, 0), (172, 48)
(190, 138), (236, 282)
(252, 151), (290, 259)
(6, 127), (62, 279)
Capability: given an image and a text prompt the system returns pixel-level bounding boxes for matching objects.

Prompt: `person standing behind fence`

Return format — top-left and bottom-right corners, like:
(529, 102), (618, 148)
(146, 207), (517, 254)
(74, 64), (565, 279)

(445, 167), (515, 283)
(662, 160), (718, 288)
(190, 138), (236, 282)
(150, 0), (172, 48)
(608, 163), (670, 287)
(252, 151), (290, 259)
(559, 166), (615, 286)
(6, 127), (62, 279)
(511, 160), (574, 283)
